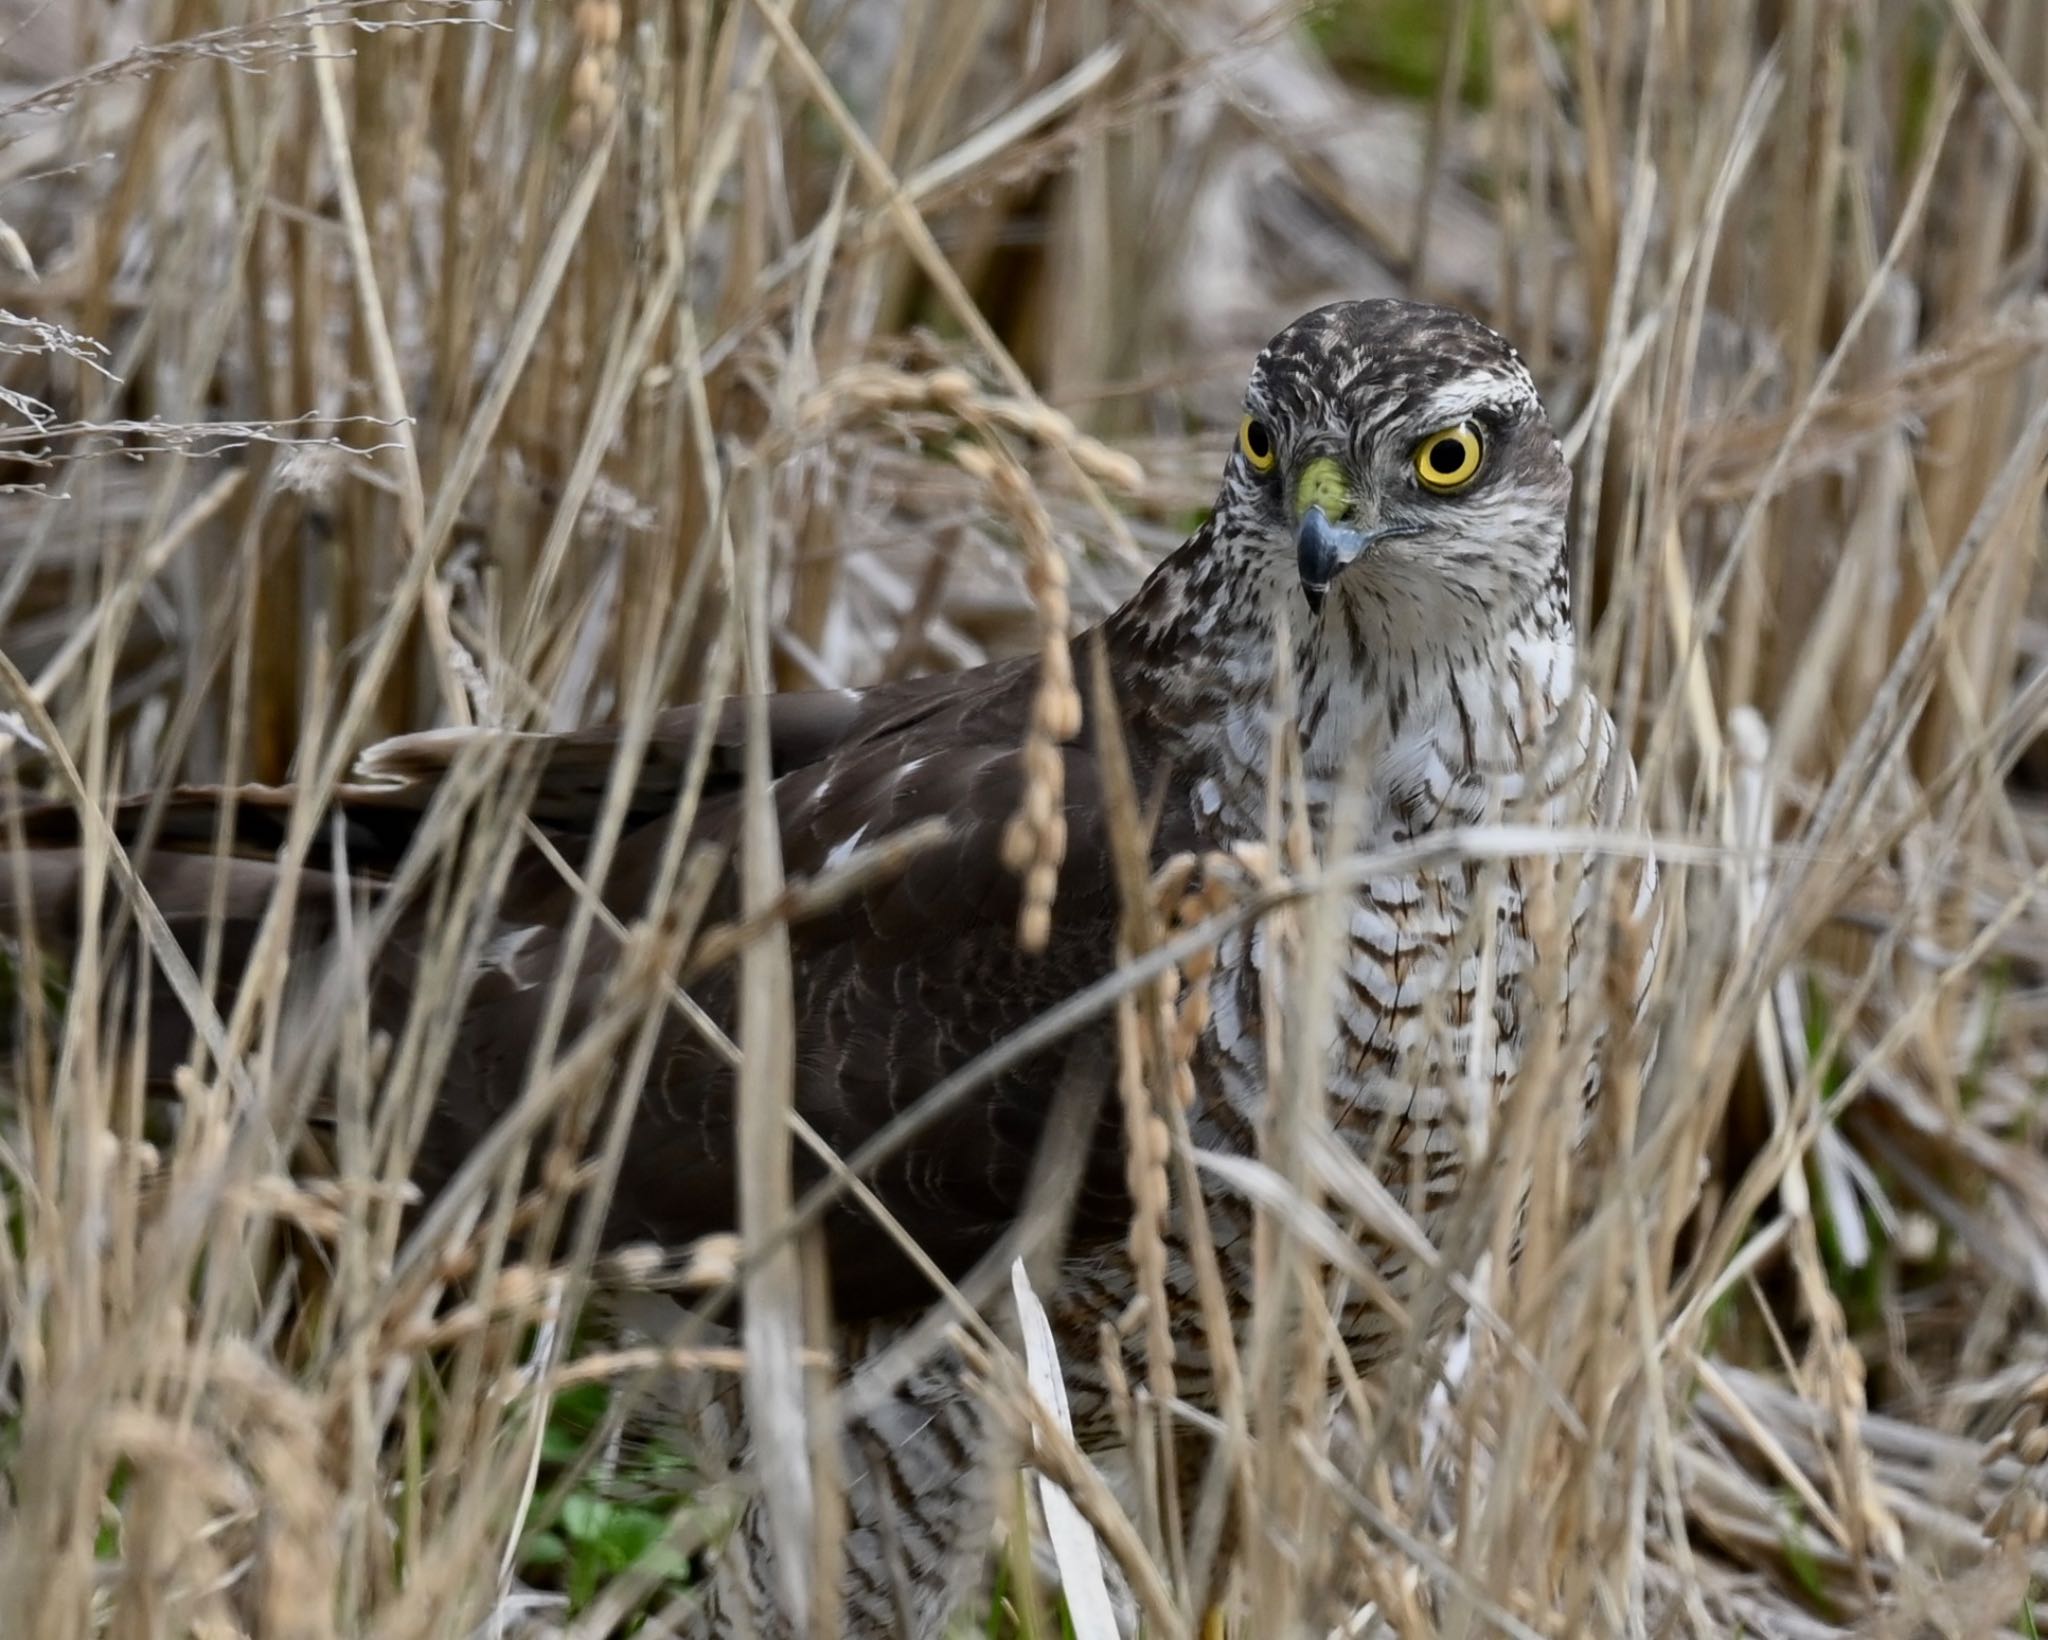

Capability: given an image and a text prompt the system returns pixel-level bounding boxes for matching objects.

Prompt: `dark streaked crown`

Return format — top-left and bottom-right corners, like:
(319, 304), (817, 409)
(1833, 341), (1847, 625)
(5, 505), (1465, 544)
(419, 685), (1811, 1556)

(1244, 299), (1542, 437)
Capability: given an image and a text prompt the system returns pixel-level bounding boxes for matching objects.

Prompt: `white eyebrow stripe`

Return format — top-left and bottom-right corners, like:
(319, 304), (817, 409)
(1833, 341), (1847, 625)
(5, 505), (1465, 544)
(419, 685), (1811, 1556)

(1417, 371), (1532, 428)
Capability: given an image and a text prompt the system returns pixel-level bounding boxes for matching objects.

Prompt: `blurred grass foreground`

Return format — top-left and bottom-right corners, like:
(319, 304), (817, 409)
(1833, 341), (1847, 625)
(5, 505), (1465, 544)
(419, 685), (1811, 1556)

(4, 1), (2048, 1636)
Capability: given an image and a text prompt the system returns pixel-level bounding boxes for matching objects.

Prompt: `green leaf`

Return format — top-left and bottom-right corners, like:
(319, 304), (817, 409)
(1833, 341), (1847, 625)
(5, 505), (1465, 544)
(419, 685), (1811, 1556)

(561, 1492), (611, 1542)
(567, 1548), (602, 1611)
(1779, 1497), (1828, 1606)
(1306, 0), (1493, 106)
(540, 1420), (588, 1466)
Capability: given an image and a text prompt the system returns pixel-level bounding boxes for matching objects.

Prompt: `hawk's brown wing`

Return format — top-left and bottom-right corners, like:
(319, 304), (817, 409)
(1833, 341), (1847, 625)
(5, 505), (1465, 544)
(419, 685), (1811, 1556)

(352, 657), (1034, 834)
(2, 651), (1176, 1323)
(403, 655), (1170, 1321)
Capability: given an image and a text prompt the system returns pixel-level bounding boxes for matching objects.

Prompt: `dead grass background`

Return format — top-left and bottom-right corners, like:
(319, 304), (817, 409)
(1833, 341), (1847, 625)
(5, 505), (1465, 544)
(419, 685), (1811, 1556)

(2, 1), (2048, 1635)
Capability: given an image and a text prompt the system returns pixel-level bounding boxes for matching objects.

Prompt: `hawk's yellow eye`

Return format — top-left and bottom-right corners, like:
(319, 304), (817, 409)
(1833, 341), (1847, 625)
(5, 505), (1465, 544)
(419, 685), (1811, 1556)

(1238, 416), (1277, 472)
(1413, 423), (1484, 492)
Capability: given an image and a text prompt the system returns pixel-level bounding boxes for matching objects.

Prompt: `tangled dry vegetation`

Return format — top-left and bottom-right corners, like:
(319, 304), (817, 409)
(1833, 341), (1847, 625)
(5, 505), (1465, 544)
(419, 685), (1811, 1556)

(2, 2), (2048, 1636)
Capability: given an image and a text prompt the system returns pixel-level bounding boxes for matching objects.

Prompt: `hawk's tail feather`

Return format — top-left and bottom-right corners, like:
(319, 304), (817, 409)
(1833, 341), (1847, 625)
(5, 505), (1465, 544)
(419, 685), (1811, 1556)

(0, 784), (381, 1109)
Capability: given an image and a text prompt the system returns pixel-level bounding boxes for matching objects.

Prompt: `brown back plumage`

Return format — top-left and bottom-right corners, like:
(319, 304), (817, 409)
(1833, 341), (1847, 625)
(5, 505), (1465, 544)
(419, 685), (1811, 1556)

(0, 641), (1186, 1322)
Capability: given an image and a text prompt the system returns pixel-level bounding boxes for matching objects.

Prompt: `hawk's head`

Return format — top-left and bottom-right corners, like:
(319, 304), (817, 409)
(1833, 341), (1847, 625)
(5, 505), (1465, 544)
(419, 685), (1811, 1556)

(1217, 300), (1569, 633)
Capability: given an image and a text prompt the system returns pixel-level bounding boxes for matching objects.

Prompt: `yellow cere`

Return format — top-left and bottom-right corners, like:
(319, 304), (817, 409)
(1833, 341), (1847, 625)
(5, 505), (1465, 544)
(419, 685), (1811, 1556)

(1413, 422), (1484, 492)
(1293, 455), (1353, 522)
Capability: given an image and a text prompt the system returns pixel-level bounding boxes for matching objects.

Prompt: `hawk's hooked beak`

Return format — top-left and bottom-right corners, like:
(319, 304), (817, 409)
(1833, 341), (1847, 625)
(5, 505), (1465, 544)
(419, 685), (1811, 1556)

(1293, 457), (1413, 614)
